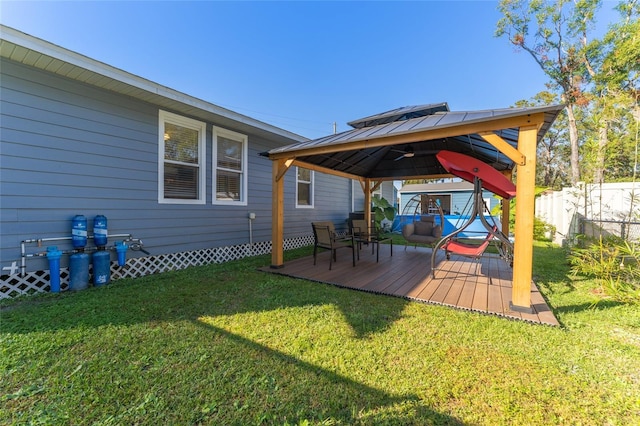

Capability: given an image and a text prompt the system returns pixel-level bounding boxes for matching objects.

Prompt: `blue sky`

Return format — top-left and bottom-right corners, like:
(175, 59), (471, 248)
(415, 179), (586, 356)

(0, 1), (618, 139)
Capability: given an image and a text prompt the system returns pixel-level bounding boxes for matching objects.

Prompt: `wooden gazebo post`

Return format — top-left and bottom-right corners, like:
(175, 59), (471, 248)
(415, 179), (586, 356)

(510, 124), (539, 312)
(363, 179), (372, 230)
(479, 117), (544, 312)
(271, 158), (292, 268)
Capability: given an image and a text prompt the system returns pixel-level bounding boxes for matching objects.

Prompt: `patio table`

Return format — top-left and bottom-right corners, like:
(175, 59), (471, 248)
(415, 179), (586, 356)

(357, 234), (393, 263)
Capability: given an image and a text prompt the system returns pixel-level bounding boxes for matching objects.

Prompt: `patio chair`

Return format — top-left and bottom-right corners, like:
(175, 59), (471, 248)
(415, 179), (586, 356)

(351, 219), (375, 252)
(311, 221), (357, 270)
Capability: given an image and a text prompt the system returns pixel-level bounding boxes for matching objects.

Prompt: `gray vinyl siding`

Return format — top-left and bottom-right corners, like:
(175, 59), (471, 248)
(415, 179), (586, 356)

(286, 172), (353, 236)
(0, 58), (351, 271)
(380, 182), (397, 209)
(451, 192), (480, 215)
(352, 180), (365, 212)
(350, 181), (396, 213)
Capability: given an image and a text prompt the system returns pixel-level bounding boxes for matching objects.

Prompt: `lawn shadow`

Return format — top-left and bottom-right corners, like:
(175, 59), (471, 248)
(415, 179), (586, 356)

(189, 320), (463, 425)
(553, 299), (627, 315)
(254, 275), (410, 339)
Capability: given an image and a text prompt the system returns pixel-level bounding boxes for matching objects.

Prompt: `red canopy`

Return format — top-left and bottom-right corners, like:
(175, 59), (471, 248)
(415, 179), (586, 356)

(436, 150), (516, 199)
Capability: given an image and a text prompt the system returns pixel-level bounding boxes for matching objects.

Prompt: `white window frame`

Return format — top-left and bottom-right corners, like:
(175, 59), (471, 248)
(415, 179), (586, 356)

(212, 126), (248, 206)
(158, 110), (206, 205)
(295, 167), (314, 208)
(372, 184), (383, 200)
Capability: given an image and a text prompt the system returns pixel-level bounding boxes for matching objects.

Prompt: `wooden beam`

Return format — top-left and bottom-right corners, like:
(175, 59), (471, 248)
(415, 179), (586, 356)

(267, 113), (546, 160)
(292, 163), (451, 185)
(271, 159), (286, 268)
(479, 132), (526, 166)
(276, 158), (294, 182)
(511, 125), (538, 312)
(292, 159), (362, 181)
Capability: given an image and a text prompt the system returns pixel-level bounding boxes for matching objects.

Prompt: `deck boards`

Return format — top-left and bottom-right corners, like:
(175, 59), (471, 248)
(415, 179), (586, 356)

(260, 245), (559, 326)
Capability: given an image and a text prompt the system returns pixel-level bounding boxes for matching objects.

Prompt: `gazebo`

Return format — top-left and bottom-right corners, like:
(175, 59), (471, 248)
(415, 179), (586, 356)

(261, 103), (564, 313)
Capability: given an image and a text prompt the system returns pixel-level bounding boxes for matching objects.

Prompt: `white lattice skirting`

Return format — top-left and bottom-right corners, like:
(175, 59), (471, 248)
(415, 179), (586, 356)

(0, 236), (315, 299)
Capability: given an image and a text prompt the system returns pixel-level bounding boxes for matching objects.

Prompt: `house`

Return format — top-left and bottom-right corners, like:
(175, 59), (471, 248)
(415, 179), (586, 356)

(0, 25), (391, 298)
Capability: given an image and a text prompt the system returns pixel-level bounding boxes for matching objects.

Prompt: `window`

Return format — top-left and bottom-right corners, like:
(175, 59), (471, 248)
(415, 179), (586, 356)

(213, 126), (248, 205)
(296, 167), (314, 208)
(158, 110), (206, 204)
(372, 185), (382, 200)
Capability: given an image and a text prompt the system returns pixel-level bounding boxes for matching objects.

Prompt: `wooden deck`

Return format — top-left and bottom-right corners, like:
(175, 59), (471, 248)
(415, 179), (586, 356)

(260, 244), (559, 326)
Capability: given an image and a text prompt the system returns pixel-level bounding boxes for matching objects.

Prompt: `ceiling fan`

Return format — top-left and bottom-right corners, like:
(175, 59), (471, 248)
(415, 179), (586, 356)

(392, 145), (415, 161)
(391, 146), (442, 161)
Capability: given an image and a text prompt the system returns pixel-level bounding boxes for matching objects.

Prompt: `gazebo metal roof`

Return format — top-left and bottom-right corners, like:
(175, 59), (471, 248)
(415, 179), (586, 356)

(262, 103), (564, 180)
(346, 103), (450, 129)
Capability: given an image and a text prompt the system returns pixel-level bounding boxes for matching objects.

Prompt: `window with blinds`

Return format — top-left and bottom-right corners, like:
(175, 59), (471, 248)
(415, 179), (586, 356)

(158, 111), (206, 204)
(213, 127), (248, 205)
(296, 167), (314, 208)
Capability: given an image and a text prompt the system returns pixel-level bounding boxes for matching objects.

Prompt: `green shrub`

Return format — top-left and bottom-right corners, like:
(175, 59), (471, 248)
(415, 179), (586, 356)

(491, 190), (555, 241)
(568, 236), (640, 302)
(371, 195), (396, 233)
(533, 217), (556, 241)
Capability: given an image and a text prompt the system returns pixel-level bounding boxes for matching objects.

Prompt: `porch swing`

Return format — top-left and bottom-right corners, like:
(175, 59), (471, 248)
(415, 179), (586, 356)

(430, 151), (515, 278)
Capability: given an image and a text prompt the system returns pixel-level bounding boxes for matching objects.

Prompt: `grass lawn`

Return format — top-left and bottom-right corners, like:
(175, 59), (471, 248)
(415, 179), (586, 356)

(1, 242), (639, 425)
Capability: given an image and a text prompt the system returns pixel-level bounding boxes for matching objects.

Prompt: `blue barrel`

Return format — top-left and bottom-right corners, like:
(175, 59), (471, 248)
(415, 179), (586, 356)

(115, 241), (128, 266)
(72, 215), (88, 249)
(69, 252), (90, 291)
(46, 246), (62, 293)
(93, 215), (108, 247)
(93, 249), (111, 286)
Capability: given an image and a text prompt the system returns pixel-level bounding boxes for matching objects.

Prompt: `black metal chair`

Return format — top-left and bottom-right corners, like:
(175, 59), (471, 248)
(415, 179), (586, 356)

(311, 221), (357, 270)
(351, 219), (375, 252)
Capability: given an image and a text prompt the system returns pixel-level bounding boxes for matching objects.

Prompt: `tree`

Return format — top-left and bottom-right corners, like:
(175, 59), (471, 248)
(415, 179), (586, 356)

(578, 0), (639, 183)
(496, 0), (601, 185)
(591, 0), (639, 182)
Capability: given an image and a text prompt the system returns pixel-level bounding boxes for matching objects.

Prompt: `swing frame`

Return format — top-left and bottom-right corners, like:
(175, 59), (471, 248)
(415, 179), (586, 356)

(430, 177), (513, 278)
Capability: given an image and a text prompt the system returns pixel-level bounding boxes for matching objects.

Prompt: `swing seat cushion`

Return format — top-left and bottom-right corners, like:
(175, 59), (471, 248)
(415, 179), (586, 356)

(443, 240), (490, 257)
(403, 215), (442, 245)
(442, 226), (497, 258)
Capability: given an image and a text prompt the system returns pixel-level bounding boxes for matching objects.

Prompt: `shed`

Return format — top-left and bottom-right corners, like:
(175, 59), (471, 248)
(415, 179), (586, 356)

(398, 181), (500, 216)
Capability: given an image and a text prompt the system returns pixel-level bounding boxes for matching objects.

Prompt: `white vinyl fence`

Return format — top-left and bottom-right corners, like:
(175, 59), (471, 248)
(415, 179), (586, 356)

(535, 182), (640, 246)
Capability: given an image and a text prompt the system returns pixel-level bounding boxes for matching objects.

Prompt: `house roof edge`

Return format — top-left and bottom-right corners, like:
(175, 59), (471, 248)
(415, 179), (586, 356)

(0, 24), (308, 143)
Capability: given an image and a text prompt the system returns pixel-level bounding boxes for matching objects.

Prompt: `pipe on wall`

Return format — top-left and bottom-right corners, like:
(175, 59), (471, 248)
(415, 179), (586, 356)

(19, 234), (141, 277)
